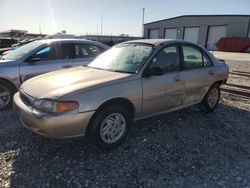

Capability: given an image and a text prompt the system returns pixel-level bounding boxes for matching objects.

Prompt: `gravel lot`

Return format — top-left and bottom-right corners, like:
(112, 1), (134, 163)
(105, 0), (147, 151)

(0, 52), (250, 188)
(212, 51), (250, 73)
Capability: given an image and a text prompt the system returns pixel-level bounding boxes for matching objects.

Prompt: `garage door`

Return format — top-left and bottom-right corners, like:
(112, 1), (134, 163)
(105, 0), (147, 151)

(184, 27), (199, 43)
(148, 29), (159, 39)
(207, 26), (227, 50)
(164, 28), (177, 39)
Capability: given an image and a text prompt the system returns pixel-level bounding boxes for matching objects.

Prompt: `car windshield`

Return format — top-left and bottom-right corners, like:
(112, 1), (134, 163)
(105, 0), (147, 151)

(1, 41), (42, 60)
(88, 43), (153, 73)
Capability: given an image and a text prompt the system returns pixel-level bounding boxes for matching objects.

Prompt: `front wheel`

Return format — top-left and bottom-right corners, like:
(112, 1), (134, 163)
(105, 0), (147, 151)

(202, 85), (220, 112)
(89, 105), (131, 150)
(0, 80), (16, 111)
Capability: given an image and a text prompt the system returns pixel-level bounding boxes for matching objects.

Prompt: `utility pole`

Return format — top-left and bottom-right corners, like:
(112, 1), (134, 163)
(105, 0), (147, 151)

(142, 8), (145, 38)
(39, 24), (42, 34)
(101, 16), (103, 35)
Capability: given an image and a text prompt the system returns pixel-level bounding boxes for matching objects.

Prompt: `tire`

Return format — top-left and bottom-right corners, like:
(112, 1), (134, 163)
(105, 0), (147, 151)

(244, 46), (250, 53)
(202, 84), (220, 112)
(89, 105), (131, 150)
(0, 80), (16, 111)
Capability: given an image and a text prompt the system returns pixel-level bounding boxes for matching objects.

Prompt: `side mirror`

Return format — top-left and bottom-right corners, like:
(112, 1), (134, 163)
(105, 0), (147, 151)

(28, 57), (41, 63)
(143, 66), (164, 77)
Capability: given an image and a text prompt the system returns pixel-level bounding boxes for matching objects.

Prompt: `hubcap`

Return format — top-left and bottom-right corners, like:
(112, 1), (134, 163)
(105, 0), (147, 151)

(207, 88), (219, 107)
(100, 113), (126, 144)
(0, 85), (10, 109)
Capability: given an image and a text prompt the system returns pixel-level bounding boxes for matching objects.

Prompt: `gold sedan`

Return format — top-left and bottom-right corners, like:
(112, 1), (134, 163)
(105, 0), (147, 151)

(14, 39), (229, 150)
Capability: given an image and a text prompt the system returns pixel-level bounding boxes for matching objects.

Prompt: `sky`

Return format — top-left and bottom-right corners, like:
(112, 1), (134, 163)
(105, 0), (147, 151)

(0, 0), (249, 36)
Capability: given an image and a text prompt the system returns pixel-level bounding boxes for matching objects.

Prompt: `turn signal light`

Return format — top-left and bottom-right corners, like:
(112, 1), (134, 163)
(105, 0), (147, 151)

(55, 101), (79, 113)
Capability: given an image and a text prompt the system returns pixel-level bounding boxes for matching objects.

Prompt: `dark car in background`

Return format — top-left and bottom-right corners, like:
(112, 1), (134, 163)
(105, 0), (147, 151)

(0, 38), (18, 56)
(0, 39), (109, 110)
(0, 37), (18, 48)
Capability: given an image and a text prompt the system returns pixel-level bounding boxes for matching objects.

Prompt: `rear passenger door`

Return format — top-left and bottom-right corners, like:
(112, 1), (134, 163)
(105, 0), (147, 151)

(73, 43), (104, 66)
(20, 43), (74, 82)
(180, 44), (215, 106)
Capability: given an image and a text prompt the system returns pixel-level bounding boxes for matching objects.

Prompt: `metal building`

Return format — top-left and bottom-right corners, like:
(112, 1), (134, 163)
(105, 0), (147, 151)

(144, 15), (250, 50)
(77, 35), (142, 46)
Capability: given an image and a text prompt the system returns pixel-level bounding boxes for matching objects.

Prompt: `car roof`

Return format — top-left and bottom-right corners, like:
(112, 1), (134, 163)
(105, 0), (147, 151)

(38, 39), (102, 44)
(124, 39), (178, 45)
(123, 39), (204, 48)
(33, 39), (109, 49)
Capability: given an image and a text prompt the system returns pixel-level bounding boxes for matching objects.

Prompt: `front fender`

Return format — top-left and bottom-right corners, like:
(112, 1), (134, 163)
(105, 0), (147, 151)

(60, 78), (143, 118)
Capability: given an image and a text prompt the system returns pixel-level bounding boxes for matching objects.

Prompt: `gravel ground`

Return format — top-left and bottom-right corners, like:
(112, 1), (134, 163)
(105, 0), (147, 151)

(227, 74), (250, 87)
(0, 52), (249, 188)
(212, 51), (250, 63)
(212, 51), (250, 73)
(225, 60), (250, 73)
(0, 93), (250, 188)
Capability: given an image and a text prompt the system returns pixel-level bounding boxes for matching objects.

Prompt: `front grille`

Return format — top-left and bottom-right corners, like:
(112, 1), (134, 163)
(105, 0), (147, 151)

(20, 90), (34, 107)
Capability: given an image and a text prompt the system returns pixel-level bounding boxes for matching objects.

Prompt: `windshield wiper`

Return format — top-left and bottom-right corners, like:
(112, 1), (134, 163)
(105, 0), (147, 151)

(85, 66), (134, 74)
(111, 69), (134, 74)
(87, 66), (110, 71)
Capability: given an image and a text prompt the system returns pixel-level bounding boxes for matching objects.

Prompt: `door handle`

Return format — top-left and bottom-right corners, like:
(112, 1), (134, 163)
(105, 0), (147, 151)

(208, 70), (214, 75)
(174, 76), (181, 82)
(62, 65), (72, 68)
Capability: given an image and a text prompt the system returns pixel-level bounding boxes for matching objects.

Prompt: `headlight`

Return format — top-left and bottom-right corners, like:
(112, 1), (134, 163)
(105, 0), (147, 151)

(33, 99), (79, 113)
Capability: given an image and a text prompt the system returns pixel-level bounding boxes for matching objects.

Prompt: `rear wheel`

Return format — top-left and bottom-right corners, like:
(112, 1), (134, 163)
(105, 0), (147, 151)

(202, 84), (220, 112)
(244, 46), (250, 53)
(89, 105), (131, 150)
(0, 80), (16, 111)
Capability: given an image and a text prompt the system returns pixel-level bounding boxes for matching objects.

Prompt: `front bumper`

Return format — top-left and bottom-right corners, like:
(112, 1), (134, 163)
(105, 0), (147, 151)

(13, 92), (95, 138)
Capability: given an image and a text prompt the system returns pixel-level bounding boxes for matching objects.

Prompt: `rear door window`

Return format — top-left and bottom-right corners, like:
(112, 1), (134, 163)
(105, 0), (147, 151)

(182, 45), (213, 69)
(182, 46), (203, 69)
(74, 43), (104, 58)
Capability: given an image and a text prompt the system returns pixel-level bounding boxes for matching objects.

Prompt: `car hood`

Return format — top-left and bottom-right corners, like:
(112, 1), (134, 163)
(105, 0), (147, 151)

(21, 66), (133, 99)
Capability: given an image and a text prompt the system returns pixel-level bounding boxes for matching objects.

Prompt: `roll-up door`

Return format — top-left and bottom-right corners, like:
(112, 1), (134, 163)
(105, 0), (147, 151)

(148, 29), (159, 39)
(164, 28), (177, 39)
(207, 25), (227, 50)
(184, 27), (199, 43)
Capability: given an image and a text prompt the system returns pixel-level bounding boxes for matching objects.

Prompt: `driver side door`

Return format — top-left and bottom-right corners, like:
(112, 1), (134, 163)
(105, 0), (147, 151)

(141, 45), (185, 116)
(20, 43), (74, 82)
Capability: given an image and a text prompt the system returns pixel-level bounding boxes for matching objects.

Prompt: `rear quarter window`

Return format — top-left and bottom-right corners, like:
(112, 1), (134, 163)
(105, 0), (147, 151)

(203, 53), (213, 67)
